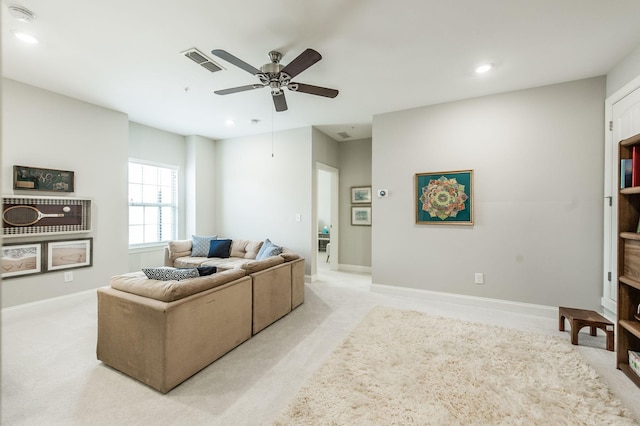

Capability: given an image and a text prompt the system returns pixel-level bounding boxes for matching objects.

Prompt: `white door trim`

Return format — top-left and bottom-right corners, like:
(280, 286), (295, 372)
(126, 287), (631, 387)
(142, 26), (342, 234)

(603, 74), (640, 318)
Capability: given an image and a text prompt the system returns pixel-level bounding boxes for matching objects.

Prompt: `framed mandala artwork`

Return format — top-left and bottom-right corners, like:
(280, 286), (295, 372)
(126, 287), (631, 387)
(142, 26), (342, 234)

(415, 170), (473, 225)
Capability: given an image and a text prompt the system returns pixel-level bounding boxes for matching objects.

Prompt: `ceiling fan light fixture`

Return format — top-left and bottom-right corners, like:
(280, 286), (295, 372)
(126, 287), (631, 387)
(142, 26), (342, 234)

(8, 5), (36, 23)
(13, 31), (38, 44)
(475, 63), (493, 74)
(210, 48), (338, 113)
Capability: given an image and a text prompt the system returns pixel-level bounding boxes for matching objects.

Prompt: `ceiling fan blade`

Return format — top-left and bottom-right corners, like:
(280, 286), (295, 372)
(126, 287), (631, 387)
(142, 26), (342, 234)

(280, 48), (322, 79)
(273, 92), (288, 112)
(214, 84), (264, 95)
(211, 49), (260, 75)
(289, 83), (339, 98)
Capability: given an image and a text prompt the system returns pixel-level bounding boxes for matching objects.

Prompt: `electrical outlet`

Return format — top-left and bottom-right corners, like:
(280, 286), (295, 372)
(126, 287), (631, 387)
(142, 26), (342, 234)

(64, 271), (73, 282)
(295, 213), (302, 222)
(474, 273), (484, 284)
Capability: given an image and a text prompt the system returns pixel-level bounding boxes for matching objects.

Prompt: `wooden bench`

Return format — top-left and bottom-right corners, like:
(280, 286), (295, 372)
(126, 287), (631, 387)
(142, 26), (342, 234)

(558, 306), (614, 351)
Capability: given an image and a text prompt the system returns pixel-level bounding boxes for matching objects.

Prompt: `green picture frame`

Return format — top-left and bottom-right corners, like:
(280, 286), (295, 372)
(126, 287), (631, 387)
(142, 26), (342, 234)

(13, 165), (75, 192)
(415, 170), (473, 225)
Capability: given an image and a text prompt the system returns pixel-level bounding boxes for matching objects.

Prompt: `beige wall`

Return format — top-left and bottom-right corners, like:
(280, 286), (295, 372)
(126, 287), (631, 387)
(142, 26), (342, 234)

(338, 138), (372, 268)
(127, 122), (190, 272)
(215, 127), (313, 273)
(372, 77), (606, 310)
(607, 43), (640, 97)
(2, 79), (129, 307)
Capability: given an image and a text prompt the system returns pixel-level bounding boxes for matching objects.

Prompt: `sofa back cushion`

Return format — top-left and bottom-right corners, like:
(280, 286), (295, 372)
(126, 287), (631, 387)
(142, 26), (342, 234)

(230, 239), (263, 259)
(167, 240), (192, 263)
(111, 268), (247, 302)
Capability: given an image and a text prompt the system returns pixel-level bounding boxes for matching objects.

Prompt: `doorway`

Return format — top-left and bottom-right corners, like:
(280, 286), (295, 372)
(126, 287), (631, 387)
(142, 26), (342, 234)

(316, 163), (339, 277)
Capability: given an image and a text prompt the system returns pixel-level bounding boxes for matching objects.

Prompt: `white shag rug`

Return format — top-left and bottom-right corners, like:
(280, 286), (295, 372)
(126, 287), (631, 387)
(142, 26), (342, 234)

(275, 306), (638, 425)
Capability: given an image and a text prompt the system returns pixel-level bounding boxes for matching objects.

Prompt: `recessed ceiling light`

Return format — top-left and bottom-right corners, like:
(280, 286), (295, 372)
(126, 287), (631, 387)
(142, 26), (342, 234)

(475, 63), (493, 74)
(13, 32), (39, 44)
(225, 119), (235, 126)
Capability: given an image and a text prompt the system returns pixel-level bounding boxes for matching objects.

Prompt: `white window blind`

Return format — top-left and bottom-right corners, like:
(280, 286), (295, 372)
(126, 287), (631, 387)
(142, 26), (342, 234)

(128, 160), (178, 246)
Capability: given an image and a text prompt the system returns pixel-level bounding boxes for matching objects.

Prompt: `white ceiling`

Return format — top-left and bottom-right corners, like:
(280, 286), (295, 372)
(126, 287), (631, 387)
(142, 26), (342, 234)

(3, 0), (640, 141)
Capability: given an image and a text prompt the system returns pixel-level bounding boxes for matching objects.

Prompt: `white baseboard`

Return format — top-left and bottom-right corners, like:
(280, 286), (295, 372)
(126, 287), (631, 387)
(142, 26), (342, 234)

(2, 288), (96, 313)
(339, 264), (372, 274)
(370, 283), (558, 319)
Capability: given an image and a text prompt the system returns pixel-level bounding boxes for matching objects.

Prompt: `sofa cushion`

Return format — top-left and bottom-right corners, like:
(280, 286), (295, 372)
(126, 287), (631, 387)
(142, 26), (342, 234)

(200, 257), (250, 271)
(241, 255), (285, 274)
(208, 239), (232, 258)
(256, 238), (283, 260)
(167, 240), (192, 263)
(173, 256), (209, 268)
(280, 250), (300, 262)
(110, 269), (247, 302)
(142, 267), (199, 281)
(191, 235), (218, 257)
(230, 239), (263, 259)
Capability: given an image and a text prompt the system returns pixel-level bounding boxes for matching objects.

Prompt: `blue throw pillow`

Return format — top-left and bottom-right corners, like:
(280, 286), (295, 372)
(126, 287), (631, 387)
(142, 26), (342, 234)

(196, 266), (217, 276)
(192, 235), (217, 257)
(256, 238), (282, 260)
(142, 267), (199, 281)
(208, 239), (232, 258)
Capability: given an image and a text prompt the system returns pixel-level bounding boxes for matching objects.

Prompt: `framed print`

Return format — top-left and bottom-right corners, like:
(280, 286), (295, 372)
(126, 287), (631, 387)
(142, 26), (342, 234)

(2, 195), (92, 238)
(13, 165), (75, 192)
(45, 238), (92, 271)
(415, 170), (473, 225)
(2, 243), (43, 278)
(351, 206), (372, 226)
(351, 186), (372, 204)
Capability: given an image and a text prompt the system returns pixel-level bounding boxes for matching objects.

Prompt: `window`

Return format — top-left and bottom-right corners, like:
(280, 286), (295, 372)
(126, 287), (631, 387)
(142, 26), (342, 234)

(128, 160), (178, 246)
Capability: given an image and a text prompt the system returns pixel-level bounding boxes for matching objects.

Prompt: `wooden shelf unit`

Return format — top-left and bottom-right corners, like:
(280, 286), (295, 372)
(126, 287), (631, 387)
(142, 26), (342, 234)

(617, 131), (640, 387)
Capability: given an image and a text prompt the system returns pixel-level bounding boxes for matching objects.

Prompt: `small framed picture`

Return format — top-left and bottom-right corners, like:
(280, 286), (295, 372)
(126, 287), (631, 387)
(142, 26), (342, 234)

(351, 186), (372, 204)
(1, 243), (44, 278)
(13, 165), (75, 192)
(45, 238), (92, 271)
(351, 206), (372, 226)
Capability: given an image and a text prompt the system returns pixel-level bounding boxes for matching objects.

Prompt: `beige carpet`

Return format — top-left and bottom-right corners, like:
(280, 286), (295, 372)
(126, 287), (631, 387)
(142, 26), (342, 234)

(275, 306), (638, 425)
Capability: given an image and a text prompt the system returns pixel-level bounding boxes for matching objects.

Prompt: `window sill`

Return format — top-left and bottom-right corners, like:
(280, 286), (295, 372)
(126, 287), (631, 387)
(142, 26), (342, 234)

(128, 243), (167, 254)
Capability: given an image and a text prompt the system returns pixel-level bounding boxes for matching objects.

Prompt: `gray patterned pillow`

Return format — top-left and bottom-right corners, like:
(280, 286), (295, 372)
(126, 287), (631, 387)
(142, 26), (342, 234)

(191, 235), (217, 257)
(142, 267), (199, 281)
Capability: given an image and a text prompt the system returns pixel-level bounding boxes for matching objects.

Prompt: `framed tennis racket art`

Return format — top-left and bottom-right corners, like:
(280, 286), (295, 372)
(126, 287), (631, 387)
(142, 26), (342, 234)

(3, 205), (65, 226)
(2, 195), (91, 237)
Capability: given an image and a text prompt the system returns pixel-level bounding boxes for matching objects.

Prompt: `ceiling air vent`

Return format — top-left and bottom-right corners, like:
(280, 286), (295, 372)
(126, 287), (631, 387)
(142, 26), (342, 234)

(337, 131), (352, 139)
(182, 48), (224, 73)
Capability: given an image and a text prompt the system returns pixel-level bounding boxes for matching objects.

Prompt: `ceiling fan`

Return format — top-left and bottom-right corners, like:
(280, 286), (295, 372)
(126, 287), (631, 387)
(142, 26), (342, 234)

(210, 48), (339, 112)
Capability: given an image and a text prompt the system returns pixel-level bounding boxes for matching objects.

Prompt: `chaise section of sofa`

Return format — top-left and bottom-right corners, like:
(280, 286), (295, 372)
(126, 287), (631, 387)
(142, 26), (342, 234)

(97, 268), (252, 393)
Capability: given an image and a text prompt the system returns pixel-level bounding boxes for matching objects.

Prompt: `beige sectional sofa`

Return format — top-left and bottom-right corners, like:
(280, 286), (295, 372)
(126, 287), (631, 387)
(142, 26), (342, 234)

(163, 238), (305, 328)
(97, 238), (305, 393)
